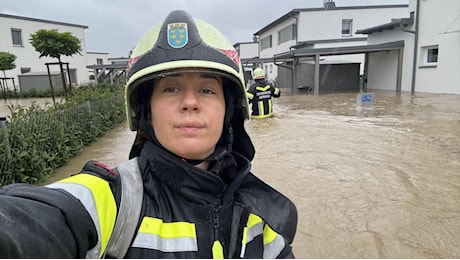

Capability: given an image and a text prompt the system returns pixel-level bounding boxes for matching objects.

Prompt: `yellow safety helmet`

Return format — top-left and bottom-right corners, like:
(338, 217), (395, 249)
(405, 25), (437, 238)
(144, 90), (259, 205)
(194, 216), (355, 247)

(125, 10), (250, 131)
(125, 10), (254, 160)
(252, 68), (266, 80)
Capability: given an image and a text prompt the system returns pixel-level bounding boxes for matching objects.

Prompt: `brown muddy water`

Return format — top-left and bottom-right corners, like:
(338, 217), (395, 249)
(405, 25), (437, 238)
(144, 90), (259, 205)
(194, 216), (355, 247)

(6, 90), (460, 258)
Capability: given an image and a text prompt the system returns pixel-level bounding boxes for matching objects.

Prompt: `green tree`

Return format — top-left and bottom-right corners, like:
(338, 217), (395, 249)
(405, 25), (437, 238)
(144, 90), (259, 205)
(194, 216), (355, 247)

(29, 29), (82, 94)
(0, 51), (17, 98)
(0, 51), (16, 78)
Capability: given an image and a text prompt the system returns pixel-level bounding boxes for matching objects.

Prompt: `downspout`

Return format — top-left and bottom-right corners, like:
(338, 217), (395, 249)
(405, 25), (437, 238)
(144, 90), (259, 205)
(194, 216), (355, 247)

(411, 0), (420, 94)
(290, 13), (299, 92)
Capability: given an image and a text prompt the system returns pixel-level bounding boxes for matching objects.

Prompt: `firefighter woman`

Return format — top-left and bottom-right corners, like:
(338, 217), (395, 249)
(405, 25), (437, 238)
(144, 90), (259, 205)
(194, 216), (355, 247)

(246, 68), (281, 119)
(0, 10), (297, 258)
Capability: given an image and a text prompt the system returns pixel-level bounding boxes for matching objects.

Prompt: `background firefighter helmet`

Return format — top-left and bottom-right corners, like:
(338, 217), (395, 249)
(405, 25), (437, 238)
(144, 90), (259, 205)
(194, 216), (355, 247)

(252, 68), (266, 80)
(125, 10), (255, 161)
(125, 9), (249, 131)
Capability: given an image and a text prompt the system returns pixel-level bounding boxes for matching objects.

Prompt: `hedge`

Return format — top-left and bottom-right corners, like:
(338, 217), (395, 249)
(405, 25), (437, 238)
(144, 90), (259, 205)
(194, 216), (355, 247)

(0, 83), (126, 186)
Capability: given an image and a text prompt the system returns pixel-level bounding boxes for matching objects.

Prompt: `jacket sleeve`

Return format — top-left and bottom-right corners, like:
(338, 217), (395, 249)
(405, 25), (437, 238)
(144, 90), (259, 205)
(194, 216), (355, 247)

(238, 173), (298, 259)
(0, 183), (98, 258)
(246, 84), (256, 103)
(271, 84), (281, 98)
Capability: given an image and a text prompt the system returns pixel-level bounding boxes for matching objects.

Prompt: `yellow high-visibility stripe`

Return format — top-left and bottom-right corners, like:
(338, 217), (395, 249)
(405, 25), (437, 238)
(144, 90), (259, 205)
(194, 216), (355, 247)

(138, 216), (196, 238)
(247, 214), (263, 228)
(212, 240), (224, 259)
(257, 101), (265, 117)
(263, 224), (277, 245)
(240, 213), (265, 257)
(51, 174), (117, 258)
(263, 224), (285, 258)
(251, 113), (273, 119)
(268, 99), (273, 114)
(256, 85), (271, 91)
(246, 92), (254, 99)
(133, 217), (198, 252)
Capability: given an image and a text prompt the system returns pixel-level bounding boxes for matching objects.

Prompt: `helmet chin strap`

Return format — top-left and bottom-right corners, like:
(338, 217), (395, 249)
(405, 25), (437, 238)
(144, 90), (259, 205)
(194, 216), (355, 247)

(181, 124), (233, 166)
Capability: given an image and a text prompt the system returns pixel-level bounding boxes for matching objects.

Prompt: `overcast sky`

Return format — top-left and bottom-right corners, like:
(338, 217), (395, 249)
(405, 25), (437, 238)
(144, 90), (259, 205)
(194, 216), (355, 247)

(1, 0), (408, 58)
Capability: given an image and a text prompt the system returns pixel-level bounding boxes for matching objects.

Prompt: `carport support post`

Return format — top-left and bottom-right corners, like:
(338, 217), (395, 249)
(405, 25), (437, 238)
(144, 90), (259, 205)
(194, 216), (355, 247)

(291, 58), (298, 93)
(313, 54), (320, 95)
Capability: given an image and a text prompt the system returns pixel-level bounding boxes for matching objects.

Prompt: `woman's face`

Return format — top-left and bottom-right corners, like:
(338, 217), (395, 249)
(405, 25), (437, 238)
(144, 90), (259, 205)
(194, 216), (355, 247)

(150, 71), (226, 160)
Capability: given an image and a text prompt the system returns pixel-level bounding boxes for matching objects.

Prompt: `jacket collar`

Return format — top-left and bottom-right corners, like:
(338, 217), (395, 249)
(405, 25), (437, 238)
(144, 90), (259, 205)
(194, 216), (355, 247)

(139, 141), (251, 205)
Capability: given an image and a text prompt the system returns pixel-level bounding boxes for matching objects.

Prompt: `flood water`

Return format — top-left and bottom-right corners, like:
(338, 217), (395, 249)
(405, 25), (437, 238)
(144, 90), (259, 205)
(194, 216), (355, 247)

(0, 97), (62, 117)
(22, 90), (460, 258)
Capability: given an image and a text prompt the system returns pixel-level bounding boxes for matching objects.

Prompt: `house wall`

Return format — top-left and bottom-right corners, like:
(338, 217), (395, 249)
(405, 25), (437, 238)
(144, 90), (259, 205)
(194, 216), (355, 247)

(86, 52), (109, 66)
(235, 42), (258, 59)
(414, 0), (460, 94)
(296, 7), (409, 41)
(367, 50), (399, 91)
(367, 30), (414, 92)
(0, 14), (89, 90)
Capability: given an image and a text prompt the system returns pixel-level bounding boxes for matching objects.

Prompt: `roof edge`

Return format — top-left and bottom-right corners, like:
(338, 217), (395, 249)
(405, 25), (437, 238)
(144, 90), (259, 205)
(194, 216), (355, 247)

(0, 13), (89, 29)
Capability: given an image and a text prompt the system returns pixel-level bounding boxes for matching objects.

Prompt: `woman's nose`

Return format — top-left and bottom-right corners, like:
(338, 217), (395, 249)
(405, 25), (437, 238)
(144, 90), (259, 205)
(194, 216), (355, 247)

(181, 89), (200, 111)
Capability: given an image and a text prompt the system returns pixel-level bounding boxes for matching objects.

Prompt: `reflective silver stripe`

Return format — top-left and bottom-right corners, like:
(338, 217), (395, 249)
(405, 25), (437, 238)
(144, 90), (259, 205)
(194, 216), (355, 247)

(104, 158), (144, 258)
(132, 233), (198, 252)
(46, 182), (102, 259)
(263, 233), (285, 259)
(247, 221), (264, 243)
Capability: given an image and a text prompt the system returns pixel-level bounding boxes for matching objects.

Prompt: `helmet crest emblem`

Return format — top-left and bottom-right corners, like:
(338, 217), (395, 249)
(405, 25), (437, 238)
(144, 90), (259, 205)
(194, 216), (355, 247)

(167, 23), (188, 48)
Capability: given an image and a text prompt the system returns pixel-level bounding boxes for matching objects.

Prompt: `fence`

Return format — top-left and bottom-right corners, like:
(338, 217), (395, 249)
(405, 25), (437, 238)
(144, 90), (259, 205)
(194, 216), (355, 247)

(0, 95), (125, 186)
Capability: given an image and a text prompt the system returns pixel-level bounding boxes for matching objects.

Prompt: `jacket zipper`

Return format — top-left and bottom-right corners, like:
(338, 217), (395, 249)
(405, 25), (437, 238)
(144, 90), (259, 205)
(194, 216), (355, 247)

(213, 206), (221, 241)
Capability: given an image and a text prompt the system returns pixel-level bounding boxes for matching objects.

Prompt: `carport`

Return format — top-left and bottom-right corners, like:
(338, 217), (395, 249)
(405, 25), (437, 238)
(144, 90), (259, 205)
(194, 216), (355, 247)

(86, 64), (127, 85)
(242, 40), (405, 95)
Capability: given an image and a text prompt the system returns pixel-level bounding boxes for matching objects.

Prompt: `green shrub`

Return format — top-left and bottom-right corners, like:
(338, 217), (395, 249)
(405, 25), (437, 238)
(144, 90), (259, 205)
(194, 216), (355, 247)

(0, 83), (125, 186)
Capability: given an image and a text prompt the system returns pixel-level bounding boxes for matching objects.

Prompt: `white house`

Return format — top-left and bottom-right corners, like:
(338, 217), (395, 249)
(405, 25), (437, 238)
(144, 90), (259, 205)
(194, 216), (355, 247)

(0, 13), (98, 91)
(243, 2), (410, 94)
(234, 41), (259, 85)
(357, 0), (460, 95)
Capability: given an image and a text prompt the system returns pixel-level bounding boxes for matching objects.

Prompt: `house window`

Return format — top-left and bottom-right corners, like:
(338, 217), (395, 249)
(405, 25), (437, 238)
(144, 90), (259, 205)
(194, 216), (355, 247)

(421, 45), (439, 66)
(96, 58), (103, 65)
(20, 67), (31, 74)
(342, 19), (353, 36)
(427, 48), (438, 63)
(278, 24), (296, 44)
(11, 28), (23, 46)
(260, 35), (272, 50)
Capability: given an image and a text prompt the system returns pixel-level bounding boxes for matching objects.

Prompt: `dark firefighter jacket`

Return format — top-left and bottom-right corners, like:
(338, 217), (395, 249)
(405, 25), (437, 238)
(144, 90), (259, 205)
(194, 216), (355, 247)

(246, 80), (281, 119)
(0, 141), (297, 258)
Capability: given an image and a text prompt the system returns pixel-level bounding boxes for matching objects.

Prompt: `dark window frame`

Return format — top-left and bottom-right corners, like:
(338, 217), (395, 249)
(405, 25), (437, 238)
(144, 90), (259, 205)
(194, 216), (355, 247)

(11, 28), (23, 46)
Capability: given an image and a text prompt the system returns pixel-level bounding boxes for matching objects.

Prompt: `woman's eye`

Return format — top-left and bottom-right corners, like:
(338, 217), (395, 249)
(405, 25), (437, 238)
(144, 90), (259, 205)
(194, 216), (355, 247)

(164, 86), (179, 93)
(200, 88), (216, 95)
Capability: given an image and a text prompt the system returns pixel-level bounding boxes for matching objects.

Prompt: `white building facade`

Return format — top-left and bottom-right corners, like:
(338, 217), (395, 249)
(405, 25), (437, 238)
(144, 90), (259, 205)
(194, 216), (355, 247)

(359, 0), (460, 94)
(0, 13), (92, 90)
(253, 4), (409, 82)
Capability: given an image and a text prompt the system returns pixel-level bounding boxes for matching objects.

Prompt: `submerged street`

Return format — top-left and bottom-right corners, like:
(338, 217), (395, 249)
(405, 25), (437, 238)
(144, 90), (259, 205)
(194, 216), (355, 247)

(34, 90), (460, 258)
